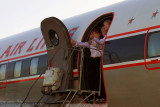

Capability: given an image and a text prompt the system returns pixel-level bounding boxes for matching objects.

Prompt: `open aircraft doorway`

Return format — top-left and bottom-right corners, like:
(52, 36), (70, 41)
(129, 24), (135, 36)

(41, 17), (73, 103)
(79, 13), (113, 103)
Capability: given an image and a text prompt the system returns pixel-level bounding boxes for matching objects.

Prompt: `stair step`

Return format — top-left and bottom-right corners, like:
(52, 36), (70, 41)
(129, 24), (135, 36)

(49, 100), (70, 104)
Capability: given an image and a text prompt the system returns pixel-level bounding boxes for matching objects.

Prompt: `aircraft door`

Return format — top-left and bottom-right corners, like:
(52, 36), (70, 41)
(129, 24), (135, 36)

(41, 17), (72, 90)
(41, 17), (73, 92)
(41, 17), (73, 103)
(145, 29), (160, 70)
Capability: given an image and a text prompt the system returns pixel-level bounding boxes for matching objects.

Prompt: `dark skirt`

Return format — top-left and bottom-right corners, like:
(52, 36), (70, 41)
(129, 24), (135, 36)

(87, 57), (100, 91)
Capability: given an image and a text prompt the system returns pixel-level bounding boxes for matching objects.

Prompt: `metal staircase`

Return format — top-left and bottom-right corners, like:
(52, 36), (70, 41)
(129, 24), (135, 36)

(39, 47), (103, 107)
(46, 89), (99, 107)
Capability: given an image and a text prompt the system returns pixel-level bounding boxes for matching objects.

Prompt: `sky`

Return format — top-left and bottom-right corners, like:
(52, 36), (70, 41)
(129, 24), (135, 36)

(0, 0), (124, 39)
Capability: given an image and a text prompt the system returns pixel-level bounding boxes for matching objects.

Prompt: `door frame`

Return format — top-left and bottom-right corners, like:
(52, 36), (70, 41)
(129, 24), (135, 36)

(144, 28), (160, 70)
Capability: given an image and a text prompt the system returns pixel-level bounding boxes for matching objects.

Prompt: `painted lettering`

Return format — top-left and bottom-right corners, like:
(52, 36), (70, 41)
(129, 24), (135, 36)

(69, 27), (79, 37)
(40, 41), (46, 49)
(10, 43), (19, 56)
(14, 41), (26, 55)
(35, 38), (44, 50)
(0, 45), (12, 58)
(27, 38), (38, 52)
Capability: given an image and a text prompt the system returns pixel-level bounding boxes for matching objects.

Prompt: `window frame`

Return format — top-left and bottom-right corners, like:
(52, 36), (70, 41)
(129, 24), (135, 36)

(29, 57), (39, 75)
(147, 31), (160, 58)
(0, 64), (7, 80)
(14, 61), (22, 78)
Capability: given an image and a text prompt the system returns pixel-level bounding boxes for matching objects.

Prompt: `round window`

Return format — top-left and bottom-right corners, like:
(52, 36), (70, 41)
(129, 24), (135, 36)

(48, 29), (59, 46)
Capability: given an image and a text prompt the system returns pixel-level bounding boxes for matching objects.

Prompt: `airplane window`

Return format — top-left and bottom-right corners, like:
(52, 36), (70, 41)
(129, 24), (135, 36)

(14, 61), (22, 78)
(148, 32), (160, 57)
(30, 58), (39, 75)
(103, 34), (145, 65)
(0, 64), (6, 80)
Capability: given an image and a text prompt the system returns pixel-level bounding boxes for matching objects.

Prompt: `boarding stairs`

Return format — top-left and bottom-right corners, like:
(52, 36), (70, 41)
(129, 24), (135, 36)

(47, 89), (99, 107)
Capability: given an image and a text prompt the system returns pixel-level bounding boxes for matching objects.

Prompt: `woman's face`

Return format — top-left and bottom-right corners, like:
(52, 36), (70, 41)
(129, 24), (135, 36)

(101, 27), (106, 36)
(93, 31), (101, 39)
(104, 22), (110, 31)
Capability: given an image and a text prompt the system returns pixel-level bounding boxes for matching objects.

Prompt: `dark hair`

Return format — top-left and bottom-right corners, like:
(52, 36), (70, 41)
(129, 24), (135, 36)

(104, 19), (111, 24)
(92, 28), (101, 34)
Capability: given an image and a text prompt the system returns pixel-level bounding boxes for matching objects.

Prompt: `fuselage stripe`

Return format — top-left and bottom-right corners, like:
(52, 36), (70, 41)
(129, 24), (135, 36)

(1, 25), (160, 86)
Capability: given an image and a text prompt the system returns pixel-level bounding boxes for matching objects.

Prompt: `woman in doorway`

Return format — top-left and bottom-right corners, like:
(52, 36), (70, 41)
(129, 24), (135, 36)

(71, 28), (102, 91)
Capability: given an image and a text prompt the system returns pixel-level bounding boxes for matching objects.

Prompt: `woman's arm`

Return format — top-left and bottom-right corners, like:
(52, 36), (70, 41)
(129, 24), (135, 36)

(93, 37), (105, 45)
(76, 42), (90, 48)
(71, 38), (90, 48)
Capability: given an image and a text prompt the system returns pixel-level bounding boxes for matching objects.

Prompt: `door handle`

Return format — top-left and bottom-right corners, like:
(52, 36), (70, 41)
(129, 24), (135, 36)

(150, 59), (159, 63)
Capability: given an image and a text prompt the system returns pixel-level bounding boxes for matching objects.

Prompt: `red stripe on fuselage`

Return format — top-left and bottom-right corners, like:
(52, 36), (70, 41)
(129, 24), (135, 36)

(103, 62), (145, 71)
(73, 71), (78, 75)
(1, 25), (160, 86)
(106, 25), (160, 39)
(1, 25), (160, 63)
(1, 76), (45, 85)
(0, 50), (47, 63)
(1, 72), (79, 86)
(106, 28), (148, 39)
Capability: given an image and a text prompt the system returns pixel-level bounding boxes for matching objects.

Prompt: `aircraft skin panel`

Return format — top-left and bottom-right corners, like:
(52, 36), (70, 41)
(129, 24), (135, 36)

(103, 65), (160, 107)
(0, 79), (43, 103)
